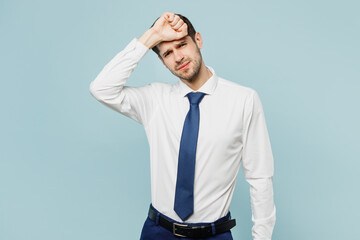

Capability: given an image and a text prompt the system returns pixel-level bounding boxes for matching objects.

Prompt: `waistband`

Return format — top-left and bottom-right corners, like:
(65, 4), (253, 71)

(149, 203), (232, 225)
(148, 204), (236, 238)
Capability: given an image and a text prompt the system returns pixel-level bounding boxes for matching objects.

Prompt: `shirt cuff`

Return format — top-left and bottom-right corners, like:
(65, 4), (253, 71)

(120, 37), (150, 62)
(132, 37), (150, 60)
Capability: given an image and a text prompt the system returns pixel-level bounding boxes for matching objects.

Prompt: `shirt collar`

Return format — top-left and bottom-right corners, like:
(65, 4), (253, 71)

(176, 66), (219, 97)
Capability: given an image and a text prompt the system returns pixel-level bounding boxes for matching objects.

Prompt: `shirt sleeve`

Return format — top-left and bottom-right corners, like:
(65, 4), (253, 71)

(89, 38), (156, 126)
(246, 177), (276, 240)
(241, 90), (276, 240)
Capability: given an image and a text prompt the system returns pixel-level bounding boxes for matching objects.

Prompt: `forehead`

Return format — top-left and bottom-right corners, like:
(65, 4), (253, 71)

(157, 36), (192, 53)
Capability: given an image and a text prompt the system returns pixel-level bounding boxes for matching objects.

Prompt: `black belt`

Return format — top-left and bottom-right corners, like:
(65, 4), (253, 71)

(148, 205), (236, 238)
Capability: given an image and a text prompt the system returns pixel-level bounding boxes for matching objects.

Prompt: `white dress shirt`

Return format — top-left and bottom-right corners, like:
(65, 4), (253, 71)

(89, 38), (276, 240)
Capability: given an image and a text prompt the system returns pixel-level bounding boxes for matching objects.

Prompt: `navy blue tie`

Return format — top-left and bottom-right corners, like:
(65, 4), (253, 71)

(174, 92), (206, 221)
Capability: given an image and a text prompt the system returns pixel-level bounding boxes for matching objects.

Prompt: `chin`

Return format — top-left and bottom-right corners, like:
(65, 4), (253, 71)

(179, 67), (193, 77)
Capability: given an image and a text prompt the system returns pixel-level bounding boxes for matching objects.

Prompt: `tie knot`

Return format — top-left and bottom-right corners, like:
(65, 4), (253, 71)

(186, 92), (206, 105)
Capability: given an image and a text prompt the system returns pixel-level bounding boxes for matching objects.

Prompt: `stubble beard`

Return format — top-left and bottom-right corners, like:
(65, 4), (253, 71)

(169, 48), (203, 82)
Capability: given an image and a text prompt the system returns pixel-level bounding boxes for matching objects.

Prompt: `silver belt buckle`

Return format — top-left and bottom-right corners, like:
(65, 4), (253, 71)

(173, 222), (189, 238)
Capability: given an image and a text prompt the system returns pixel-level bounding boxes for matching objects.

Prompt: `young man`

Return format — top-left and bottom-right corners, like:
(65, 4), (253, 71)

(89, 12), (276, 240)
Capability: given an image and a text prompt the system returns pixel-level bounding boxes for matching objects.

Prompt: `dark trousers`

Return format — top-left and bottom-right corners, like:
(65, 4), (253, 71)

(140, 204), (233, 240)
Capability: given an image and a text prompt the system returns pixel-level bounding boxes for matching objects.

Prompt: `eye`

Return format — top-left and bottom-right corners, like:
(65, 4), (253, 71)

(180, 43), (186, 47)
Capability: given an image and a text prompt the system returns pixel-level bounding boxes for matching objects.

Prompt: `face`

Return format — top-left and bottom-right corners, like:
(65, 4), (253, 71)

(157, 33), (203, 82)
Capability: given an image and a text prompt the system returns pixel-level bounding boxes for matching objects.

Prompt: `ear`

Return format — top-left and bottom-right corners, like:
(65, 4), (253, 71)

(194, 32), (203, 49)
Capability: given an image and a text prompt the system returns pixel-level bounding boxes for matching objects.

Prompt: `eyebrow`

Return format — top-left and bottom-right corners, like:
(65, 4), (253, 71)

(162, 40), (187, 58)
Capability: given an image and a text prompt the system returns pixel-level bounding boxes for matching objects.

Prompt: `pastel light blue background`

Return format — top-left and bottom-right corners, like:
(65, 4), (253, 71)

(1, 0), (359, 239)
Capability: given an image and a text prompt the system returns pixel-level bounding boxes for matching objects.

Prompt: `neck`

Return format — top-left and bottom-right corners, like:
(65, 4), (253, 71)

(181, 61), (213, 91)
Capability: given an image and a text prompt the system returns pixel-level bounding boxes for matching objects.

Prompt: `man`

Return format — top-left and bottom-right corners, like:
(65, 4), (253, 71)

(89, 12), (276, 240)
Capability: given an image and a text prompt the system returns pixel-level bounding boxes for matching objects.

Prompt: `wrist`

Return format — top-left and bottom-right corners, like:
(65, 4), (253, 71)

(138, 28), (162, 49)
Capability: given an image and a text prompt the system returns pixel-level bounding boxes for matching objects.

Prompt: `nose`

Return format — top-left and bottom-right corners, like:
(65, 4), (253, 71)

(174, 50), (184, 63)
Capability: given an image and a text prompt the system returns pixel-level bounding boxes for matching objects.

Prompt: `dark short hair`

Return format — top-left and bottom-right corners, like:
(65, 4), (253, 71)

(149, 13), (196, 57)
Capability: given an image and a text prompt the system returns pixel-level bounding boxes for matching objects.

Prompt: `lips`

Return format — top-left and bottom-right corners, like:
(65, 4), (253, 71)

(178, 61), (190, 70)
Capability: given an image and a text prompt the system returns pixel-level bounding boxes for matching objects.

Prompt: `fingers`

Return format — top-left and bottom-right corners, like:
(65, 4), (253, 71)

(168, 13), (175, 22)
(177, 22), (188, 34)
(162, 12), (183, 30)
(160, 12), (187, 37)
(170, 15), (180, 26)
(168, 15), (185, 32)
(162, 12), (174, 22)
(172, 17), (184, 30)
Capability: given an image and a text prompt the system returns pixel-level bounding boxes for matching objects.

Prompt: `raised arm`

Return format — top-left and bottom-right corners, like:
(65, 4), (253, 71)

(89, 12), (188, 126)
